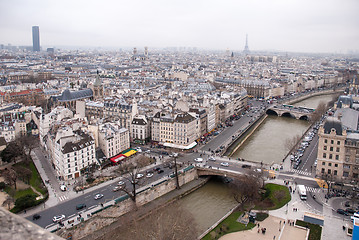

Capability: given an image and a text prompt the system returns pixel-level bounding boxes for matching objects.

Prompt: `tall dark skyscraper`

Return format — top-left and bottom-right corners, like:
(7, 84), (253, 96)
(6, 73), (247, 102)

(32, 26), (40, 52)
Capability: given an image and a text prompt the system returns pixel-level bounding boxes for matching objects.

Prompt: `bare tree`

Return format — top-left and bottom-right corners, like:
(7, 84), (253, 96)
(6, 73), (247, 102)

(16, 135), (39, 162)
(310, 101), (327, 123)
(101, 202), (197, 240)
(115, 156), (152, 203)
(284, 134), (301, 152)
(171, 152), (180, 190)
(13, 165), (32, 184)
(1, 168), (18, 190)
(2, 196), (14, 210)
(229, 174), (261, 211)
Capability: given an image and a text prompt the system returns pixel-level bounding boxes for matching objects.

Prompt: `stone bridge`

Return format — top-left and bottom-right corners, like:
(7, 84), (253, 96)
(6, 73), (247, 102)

(197, 166), (249, 179)
(266, 104), (315, 120)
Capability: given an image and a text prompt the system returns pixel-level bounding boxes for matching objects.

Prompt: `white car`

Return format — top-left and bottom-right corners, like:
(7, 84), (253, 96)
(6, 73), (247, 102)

(146, 173), (154, 178)
(94, 194), (104, 200)
(209, 156), (216, 161)
(136, 173), (144, 179)
(52, 214), (65, 222)
(60, 185), (67, 191)
(118, 181), (125, 186)
(221, 162), (229, 167)
(194, 158), (203, 162)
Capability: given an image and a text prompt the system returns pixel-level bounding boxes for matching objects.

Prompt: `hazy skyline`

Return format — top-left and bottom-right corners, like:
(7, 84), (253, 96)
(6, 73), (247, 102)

(1, 0), (358, 53)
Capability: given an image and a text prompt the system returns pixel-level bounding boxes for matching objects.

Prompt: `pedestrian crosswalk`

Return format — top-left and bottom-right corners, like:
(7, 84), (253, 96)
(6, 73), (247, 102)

(305, 186), (320, 193)
(58, 195), (68, 202)
(290, 169), (312, 176)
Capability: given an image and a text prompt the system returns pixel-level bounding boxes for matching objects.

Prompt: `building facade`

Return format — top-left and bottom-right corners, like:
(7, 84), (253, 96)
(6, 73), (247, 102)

(98, 122), (130, 158)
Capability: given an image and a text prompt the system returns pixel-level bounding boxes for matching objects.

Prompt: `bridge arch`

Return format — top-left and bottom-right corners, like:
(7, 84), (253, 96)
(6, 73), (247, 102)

(299, 115), (309, 121)
(281, 112), (296, 119)
(266, 109), (278, 116)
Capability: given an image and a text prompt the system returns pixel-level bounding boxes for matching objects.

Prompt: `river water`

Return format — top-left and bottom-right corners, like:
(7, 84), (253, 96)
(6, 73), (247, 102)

(230, 94), (336, 164)
(179, 93), (337, 236)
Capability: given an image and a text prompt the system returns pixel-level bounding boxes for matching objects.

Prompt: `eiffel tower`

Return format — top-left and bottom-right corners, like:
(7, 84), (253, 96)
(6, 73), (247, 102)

(243, 34), (250, 55)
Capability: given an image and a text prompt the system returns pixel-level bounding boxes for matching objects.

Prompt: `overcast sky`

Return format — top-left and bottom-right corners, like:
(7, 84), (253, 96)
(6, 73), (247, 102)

(1, 0), (358, 53)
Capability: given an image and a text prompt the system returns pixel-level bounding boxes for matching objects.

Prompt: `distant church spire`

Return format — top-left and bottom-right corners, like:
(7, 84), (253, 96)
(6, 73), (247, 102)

(243, 34), (250, 55)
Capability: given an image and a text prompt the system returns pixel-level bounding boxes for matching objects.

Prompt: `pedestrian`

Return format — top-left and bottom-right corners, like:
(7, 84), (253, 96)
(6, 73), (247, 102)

(258, 223), (260, 228)
(273, 236), (276, 240)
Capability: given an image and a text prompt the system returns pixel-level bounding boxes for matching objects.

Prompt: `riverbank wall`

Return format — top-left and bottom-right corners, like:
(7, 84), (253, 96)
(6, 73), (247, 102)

(225, 113), (268, 157)
(59, 168), (209, 240)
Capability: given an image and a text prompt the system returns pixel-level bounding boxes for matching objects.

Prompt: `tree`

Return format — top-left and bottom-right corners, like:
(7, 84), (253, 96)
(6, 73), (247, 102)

(229, 174), (261, 212)
(171, 152), (180, 190)
(13, 165), (32, 184)
(284, 134), (301, 153)
(2, 195), (14, 210)
(103, 202), (197, 240)
(14, 194), (37, 210)
(310, 101), (327, 123)
(115, 156), (152, 203)
(16, 135), (38, 162)
(0, 141), (23, 163)
(1, 167), (17, 190)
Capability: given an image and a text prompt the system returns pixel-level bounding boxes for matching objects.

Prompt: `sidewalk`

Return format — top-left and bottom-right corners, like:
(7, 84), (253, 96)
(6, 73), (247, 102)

(19, 149), (173, 218)
(266, 178), (351, 240)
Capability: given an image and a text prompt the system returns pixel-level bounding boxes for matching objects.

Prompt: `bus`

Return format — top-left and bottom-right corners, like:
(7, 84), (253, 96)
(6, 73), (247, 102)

(298, 185), (307, 200)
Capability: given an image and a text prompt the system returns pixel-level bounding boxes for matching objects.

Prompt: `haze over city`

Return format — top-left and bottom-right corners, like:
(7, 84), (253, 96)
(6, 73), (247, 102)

(1, 0), (359, 53)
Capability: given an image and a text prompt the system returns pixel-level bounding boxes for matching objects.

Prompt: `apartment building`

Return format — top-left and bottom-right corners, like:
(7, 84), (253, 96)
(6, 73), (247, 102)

(131, 115), (150, 144)
(103, 98), (134, 129)
(39, 106), (73, 145)
(151, 111), (197, 149)
(51, 127), (96, 180)
(98, 122), (130, 158)
(316, 118), (347, 179)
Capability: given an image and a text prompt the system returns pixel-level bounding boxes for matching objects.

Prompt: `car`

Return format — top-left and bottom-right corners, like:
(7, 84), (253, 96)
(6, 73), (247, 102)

(76, 203), (86, 210)
(94, 194), (104, 200)
(194, 158), (203, 162)
(345, 201), (350, 207)
(209, 156), (216, 161)
(53, 214), (65, 222)
(346, 208), (356, 214)
(60, 185), (67, 191)
(157, 169), (164, 174)
(220, 162), (229, 167)
(146, 173), (154, 178)
(113, 186), (121, 192)
(153, 167), (161, 172)
(32, 214), (41, 220)
(118, 181), (125, 186)
(337, 209), (348, 216)
(242, 164), (251, 169)
(136, 173), (144, 179)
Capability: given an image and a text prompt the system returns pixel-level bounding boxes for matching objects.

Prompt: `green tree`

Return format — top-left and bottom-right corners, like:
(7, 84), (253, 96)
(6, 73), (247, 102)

(14, 194), (37, 210)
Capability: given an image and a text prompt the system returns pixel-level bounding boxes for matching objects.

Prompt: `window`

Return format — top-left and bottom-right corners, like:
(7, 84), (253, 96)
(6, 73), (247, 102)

(329, 154), (333, 159)
(335, 164), (338, 167)
(335, 155), (339, 160)
(68, 164), (70, 168)
(322, 162), (325, 165)
(336, 147), (340, 152)
(321, 168), (325, 173)
(343, 172), (349, 177)
(334, 170), (338, 176)
(331, 140), (334, 144)
(329, 163), (332, 166)
(324, 139), (328, 144)
(330, 147), (333, 151)
(324, 146), (327, 151)
(328, 169), (331, 174)
(337, 141), (340, 145)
